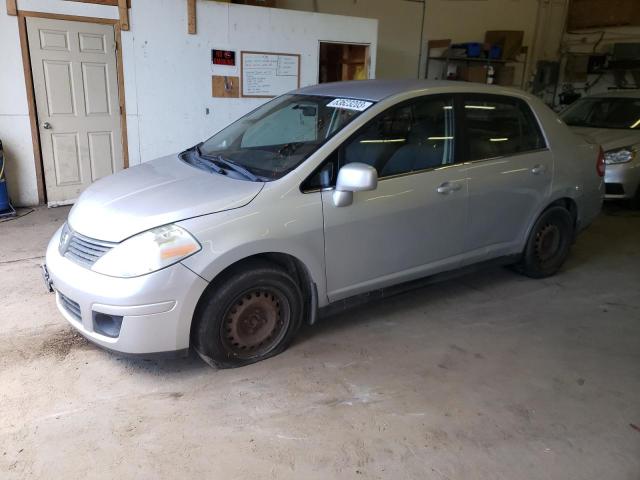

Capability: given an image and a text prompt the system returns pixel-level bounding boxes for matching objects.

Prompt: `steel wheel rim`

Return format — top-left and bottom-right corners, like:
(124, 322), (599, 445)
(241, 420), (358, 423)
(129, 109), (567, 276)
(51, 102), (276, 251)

(221, 287), (290, 359)
(535, 223), (561, 262)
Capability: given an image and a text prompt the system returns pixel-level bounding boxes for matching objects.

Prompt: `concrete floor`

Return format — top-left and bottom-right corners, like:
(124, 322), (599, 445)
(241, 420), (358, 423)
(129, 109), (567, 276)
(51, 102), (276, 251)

(0, 205), (639, 479)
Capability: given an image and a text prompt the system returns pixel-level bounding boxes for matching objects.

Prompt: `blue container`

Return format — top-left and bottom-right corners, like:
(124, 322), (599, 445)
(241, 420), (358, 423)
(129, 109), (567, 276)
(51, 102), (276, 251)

(0, 181), (9, 212)
(465, 42), (482, 58)
(0, 147), (9, 212)
(489, 45), (502, 60)
(451, 42), (483, 59)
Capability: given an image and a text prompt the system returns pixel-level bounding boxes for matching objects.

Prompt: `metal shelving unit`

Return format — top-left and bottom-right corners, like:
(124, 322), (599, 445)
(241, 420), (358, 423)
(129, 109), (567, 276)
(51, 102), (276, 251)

(425, 38), (528, 88)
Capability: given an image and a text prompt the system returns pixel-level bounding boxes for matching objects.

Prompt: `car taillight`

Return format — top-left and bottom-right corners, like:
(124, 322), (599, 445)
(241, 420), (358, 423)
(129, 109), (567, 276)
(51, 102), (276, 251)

(596, 146), (605, 177)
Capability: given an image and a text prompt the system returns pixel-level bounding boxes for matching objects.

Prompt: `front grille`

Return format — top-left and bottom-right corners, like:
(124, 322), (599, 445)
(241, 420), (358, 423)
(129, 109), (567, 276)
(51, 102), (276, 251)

(59, 293), (81, 322)
(605, 183), (625, 195)
(64, 232), (115, 267)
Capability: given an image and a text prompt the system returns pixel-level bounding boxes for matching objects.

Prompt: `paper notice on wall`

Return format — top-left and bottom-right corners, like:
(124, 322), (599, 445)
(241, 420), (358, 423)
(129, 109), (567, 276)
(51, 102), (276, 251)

(241, 52), (300, 97)
(277, 56), (298, 76)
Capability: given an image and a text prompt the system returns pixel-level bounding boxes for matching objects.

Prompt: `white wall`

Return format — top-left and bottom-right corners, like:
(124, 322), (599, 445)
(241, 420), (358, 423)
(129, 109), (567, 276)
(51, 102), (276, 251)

(126, 0), (378, 163)
(422, 0), (539, 50)
(277, 0), (544, 87)
(559, 25), (640, 98)
(521, 0), (640, 104)
(558, 26), (640, 94)
(276, 0), (424, 79)
(1, 3), (34, 206)
(420, 0), (541, 87)
(0, 0), (377, 206)
(0, 0), (120, 206)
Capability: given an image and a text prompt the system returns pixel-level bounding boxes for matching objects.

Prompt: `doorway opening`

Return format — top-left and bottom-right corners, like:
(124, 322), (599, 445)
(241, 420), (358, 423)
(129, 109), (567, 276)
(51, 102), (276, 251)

(318, 42), (370, 83)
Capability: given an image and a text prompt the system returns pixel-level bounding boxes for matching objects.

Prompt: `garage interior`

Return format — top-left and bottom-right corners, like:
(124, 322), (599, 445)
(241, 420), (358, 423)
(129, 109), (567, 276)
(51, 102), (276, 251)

(1, 0), (639, 478)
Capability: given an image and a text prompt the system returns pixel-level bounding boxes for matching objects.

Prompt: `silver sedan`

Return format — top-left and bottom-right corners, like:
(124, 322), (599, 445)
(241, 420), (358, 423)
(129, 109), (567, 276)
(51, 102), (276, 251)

(44, 80), (603, 367)
(561, 90), (640, 207)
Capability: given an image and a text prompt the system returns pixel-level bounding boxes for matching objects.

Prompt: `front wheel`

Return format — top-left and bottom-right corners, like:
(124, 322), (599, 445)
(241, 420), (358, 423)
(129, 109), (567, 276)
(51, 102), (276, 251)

(515, 206), (574, 278)
(192, 260), (303, 368)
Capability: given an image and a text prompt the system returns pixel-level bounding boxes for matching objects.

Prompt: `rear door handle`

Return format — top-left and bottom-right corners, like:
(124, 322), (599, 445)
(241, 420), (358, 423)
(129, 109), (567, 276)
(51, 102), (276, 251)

(437, 182), (462, 194)
(531, 164), (546, 175)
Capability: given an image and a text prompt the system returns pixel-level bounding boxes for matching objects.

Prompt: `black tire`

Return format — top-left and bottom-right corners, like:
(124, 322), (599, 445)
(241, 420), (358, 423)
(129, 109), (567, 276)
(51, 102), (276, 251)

(629, 186), (640, 210)
(192, 259), (303, 368)
(515, 206), (574, 279)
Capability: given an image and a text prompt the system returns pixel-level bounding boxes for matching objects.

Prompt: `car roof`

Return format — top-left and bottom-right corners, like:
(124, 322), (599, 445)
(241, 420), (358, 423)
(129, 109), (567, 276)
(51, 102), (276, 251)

(294, 79), (533, 102)
(583, 90), (640, 99)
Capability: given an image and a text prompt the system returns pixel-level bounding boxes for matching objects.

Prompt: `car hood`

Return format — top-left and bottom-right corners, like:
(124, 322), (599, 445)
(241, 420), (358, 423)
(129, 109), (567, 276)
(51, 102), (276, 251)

(68, 154), (264, 242)
(570, 126), (640, 151)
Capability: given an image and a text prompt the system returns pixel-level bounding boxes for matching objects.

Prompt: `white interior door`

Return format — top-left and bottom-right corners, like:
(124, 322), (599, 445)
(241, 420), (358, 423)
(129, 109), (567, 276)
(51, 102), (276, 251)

(27, 17), (123, 206)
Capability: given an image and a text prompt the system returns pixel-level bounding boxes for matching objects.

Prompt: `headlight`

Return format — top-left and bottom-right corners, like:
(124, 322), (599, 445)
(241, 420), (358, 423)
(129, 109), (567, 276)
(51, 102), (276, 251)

(59, 222), (71, 255)
(91, 224), (201, 278)
(604, 146), (636, 165)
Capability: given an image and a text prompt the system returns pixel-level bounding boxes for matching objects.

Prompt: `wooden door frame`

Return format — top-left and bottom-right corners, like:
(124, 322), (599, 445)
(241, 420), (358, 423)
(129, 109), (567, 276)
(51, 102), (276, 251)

(17, 10), (129, 204)
(317, 41), (371, 84)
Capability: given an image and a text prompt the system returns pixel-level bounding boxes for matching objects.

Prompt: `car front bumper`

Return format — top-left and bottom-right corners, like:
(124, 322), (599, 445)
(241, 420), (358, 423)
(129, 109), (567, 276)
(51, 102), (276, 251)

(604, 161), (640, 199)
(45, 227), (208, 355)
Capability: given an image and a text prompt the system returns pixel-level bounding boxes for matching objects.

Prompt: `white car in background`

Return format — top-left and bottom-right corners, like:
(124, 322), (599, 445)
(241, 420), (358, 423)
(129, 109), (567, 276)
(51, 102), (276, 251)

(561, 91), (640, 207)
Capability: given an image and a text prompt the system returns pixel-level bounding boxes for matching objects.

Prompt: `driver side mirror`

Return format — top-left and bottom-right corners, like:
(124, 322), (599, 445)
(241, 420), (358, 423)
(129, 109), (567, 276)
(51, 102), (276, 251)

(332, 162), (378, 207)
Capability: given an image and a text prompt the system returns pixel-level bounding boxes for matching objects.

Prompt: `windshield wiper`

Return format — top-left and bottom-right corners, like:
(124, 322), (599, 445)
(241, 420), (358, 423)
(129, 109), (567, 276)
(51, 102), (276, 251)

(201, 153), (260, 182)
(182, 143), (226, 175)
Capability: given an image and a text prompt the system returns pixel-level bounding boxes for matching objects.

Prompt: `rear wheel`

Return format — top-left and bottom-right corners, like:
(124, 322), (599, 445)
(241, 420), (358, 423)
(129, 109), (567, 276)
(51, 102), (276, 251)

(629, 185), (640, 210)
(515, 206), (574, 278)
(192, 260), (303, 368)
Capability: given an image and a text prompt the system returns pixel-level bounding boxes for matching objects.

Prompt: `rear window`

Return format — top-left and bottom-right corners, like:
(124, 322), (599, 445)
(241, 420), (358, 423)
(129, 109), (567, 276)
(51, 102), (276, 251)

(463, 96), (546, 161)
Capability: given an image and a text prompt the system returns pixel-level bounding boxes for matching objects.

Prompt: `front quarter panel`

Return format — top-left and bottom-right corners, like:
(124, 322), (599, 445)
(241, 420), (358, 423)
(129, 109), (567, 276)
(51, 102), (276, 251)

(178, 181), (328, 305)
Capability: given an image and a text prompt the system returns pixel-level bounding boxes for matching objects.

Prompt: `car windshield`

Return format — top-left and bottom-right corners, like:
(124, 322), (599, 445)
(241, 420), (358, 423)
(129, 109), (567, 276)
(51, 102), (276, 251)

(191, 94), (372, 181)
(561, 97), (640, 130)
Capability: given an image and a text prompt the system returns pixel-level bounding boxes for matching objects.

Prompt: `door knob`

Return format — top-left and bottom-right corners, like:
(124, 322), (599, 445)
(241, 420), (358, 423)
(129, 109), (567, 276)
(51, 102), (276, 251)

(42, 122), (52, 130)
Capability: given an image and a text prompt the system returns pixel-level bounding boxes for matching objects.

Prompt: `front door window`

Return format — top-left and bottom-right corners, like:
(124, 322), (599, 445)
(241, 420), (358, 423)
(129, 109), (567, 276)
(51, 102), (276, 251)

(341, 96), (456, 176)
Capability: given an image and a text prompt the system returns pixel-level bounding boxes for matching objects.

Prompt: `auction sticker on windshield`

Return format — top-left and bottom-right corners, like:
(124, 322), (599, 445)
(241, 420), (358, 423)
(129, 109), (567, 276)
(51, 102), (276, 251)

(327, 98), (373, 111)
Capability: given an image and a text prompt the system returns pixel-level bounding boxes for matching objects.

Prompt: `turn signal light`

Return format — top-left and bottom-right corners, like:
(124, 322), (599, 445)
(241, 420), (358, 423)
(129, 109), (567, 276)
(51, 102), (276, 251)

(596, 146), (605, 177)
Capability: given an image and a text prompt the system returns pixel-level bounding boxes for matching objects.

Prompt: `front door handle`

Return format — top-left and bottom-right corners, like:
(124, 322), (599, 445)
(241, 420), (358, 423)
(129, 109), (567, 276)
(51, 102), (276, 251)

(531, 164), (546, 175)
(437, 182), (462, 194)
(42, 122), (52, 130)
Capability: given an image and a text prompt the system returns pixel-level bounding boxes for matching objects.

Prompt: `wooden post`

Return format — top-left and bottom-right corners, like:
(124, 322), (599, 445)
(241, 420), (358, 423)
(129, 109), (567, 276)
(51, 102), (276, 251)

(118, 0), (129, 31)
(187, 0), (196, 35)
(6, 0), (17, 16)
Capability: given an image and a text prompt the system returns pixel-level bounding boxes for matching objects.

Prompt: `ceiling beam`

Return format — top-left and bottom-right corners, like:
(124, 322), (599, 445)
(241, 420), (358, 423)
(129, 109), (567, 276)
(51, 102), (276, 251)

(6, 0), (17, 16)
(187, 0), (196, 34)
(62, 0), (131, 6)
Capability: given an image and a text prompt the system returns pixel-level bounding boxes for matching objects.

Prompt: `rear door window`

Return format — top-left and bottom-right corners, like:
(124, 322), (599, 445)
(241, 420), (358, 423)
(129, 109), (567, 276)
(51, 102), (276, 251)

(462, 95), (546, 161)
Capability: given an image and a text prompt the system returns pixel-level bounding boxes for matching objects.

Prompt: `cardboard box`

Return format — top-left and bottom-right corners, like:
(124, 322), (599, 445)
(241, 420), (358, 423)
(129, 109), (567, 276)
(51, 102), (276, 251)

(460, 65), (487, 83)
(212, 76), (240, 98)
(495, 66), (516, 86)
(484, 30), (524, 60)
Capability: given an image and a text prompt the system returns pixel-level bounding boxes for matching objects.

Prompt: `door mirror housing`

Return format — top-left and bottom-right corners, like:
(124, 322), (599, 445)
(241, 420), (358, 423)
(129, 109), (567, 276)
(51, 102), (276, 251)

(333, 162), (378, 207)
